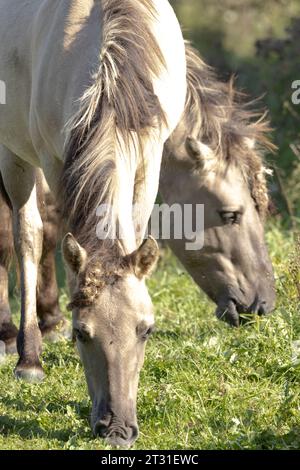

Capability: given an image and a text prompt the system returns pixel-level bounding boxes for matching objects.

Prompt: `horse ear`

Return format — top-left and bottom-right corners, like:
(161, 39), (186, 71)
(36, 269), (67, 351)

(131, 236), (159, 279)
(185, 137), (212, 169)
(62, 233), (87, 274)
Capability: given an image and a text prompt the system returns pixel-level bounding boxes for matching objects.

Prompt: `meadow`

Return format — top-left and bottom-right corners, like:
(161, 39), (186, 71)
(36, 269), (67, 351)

(0, 224), (299, 450)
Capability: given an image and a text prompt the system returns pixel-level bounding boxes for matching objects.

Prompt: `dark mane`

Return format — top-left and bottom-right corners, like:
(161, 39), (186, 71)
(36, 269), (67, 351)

(172, 43), (276, 215)
(61, 0), (166, 248)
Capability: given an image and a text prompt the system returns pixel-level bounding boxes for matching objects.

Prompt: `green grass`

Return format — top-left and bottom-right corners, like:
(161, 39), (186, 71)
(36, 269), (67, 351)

(0, 225), (300, 450)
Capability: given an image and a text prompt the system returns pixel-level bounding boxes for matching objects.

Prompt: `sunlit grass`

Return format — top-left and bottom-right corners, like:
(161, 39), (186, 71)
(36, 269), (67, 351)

(0, 225), (299, 449)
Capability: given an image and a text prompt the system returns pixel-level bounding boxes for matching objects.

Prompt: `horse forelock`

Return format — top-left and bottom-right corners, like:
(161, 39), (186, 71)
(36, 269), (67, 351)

(67, 244), (135, 309)
(181, 42), (276, 216)
(67, 259), (123, 310)
(61, 0), (166, 250)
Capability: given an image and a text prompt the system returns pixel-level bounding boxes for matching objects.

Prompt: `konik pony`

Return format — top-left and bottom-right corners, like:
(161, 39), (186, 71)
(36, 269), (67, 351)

(0, 0), (186, 446)
(161, 44), (276, 326)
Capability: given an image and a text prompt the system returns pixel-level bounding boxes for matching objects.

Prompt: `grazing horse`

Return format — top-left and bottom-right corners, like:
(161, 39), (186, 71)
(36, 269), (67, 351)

(0, 0), (186, 446)
(160, 44), (276, 326)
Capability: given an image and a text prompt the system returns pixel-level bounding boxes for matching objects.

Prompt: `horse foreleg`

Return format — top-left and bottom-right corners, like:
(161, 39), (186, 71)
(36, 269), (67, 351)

(0, 175), (18, 353)
(37, 241), (63, 338)
(0, 149), (44, 382)
(36, 173), (64, 339)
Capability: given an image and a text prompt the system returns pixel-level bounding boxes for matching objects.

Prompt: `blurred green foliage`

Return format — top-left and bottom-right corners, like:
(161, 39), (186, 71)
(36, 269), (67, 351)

(171, 0), (300, 221)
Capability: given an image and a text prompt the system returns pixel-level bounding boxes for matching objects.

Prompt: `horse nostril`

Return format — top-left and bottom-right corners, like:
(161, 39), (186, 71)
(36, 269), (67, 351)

(258, 301), (268, 316)
(215, 299), (239, 327)
(94, 421), (109, 438)
(129, 424), (139, 441)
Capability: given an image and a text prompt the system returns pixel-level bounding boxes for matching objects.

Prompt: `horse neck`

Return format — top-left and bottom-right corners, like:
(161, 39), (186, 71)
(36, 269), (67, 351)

(63, 1), (96, 45)
(160, 145), (188, 204)
(55, 0), (186, 254)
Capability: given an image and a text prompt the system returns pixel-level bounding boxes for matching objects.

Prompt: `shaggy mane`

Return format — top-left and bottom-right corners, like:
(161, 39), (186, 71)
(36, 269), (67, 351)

(61, 0), (166, 249)
(169, 43), (276, 215)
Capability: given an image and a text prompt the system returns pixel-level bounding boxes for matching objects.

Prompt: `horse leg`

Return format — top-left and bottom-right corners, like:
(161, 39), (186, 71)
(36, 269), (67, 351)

(0, 174), (18, 354)
(36, 172), (65, 340)
(0, 148), (44, 382)
(37, 225), (63, 339)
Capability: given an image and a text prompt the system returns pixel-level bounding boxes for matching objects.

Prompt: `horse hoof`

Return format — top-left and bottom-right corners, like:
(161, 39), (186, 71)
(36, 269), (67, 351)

(14, 366), (45, 383)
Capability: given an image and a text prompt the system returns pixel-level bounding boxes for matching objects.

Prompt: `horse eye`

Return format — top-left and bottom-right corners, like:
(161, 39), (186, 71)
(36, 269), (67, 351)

(219, 211), (241, 225)
(73, 328), (89, 343)
(137, 324), (155, 341)
(142, 327), (155, 341)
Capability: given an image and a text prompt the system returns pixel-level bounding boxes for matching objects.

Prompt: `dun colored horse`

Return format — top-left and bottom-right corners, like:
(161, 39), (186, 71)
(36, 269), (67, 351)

(161, 44), (276, 326)
(0, 0), (186, 446)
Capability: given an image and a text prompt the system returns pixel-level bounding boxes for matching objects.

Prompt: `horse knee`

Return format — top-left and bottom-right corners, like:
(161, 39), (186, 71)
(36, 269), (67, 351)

(14, 210), (43, 263)
(43, 219), (58, 255)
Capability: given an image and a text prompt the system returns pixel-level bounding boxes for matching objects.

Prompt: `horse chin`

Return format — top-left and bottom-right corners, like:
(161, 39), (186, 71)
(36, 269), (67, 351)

(215, 299), (240, 327)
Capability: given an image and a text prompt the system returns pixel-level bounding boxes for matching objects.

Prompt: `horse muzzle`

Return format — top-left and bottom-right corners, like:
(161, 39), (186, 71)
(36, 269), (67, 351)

(93, 413), (139, 447)
(215, 291), (276, 327)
